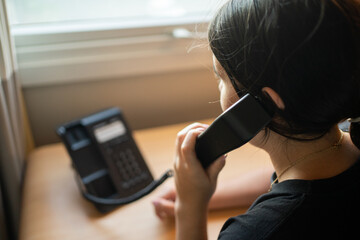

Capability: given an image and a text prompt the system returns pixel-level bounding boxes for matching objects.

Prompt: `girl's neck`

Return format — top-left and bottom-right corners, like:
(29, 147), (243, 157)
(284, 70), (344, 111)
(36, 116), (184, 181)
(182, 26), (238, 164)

(260, 127), (360, 183)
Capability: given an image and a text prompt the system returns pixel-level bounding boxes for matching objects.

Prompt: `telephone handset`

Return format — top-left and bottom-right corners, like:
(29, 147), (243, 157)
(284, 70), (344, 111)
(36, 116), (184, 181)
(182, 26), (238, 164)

(195, 93), (273, 169)
(57, 108), (173, 213)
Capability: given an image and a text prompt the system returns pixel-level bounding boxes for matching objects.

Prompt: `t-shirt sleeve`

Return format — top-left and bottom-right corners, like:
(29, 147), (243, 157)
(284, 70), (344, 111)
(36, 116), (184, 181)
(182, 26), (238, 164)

(218, 192), (304, 240)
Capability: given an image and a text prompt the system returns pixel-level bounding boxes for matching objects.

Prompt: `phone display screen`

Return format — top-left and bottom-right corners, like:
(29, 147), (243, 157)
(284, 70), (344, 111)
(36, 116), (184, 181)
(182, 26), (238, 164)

(94, 120), (126, 143)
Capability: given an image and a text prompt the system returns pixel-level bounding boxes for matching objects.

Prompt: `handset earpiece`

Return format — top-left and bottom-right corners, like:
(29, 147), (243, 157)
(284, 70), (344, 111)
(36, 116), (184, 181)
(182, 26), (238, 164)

(195, 93), (273, 169)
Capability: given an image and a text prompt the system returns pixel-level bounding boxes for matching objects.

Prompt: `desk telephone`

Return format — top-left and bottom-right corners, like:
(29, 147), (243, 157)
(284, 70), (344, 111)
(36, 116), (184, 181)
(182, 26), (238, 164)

(57, 93), (273, 212)
(57, 108), (173, 212)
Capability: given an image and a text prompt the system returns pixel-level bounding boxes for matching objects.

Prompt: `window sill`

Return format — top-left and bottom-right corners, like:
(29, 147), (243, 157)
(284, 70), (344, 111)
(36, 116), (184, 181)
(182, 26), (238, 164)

(13, 18), (212, 87)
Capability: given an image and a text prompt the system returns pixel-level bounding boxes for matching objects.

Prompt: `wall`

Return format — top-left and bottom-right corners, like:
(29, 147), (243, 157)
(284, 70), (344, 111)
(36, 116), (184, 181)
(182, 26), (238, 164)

(23, 68), (221, 146)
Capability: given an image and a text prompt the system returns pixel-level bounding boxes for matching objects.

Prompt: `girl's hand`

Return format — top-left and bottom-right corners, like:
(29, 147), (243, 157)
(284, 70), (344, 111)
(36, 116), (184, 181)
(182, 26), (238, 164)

(173, 123), (226, 240)
(152, 184), (176, 220)
(174, 123), (226, 211)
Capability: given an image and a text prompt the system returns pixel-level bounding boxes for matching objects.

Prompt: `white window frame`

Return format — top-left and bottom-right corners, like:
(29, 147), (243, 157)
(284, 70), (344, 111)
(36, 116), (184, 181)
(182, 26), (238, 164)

(12, 16), (213, 87)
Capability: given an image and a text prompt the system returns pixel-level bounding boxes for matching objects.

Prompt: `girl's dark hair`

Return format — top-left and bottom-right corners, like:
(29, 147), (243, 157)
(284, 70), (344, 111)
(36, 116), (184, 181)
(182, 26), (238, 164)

(208, 0), (360, 147)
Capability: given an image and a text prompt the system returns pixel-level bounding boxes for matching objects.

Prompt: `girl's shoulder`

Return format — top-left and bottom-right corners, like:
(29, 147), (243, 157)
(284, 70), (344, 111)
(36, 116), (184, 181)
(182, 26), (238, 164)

(219, 190), (304, 240)
(219, 159), (360, 240)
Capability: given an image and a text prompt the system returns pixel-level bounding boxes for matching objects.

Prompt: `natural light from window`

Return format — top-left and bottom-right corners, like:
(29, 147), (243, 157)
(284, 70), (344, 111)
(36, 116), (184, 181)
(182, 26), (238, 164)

(9, 0), (227, 87)
(8, 0), (226, 28)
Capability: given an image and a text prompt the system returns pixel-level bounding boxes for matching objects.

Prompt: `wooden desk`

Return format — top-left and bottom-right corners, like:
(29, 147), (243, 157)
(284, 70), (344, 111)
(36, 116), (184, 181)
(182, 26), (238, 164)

(19, 120), (271, 240)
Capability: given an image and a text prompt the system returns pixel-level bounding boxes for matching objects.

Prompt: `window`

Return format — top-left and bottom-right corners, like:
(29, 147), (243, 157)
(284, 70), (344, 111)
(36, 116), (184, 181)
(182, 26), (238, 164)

(9, 0), (224, 26)
(8, 0), (226, 87)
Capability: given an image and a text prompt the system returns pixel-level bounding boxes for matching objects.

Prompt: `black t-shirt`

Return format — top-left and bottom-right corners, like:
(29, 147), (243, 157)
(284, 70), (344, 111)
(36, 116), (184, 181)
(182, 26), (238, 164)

(219, 159), (360, 239)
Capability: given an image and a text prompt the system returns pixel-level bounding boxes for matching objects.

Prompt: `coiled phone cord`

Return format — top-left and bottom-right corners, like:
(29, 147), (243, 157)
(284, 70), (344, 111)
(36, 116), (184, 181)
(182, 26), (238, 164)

(76, 169), (174, 206)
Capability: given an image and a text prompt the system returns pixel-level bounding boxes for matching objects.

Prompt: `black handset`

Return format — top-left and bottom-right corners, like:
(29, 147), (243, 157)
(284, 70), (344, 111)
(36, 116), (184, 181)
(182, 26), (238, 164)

(195, 93), (273, 169)
(57, 108), (172, 213)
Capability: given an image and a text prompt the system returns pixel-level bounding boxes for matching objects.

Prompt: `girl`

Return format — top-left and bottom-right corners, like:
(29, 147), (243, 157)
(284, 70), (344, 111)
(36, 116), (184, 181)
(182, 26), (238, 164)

(153, 0), (360, 239)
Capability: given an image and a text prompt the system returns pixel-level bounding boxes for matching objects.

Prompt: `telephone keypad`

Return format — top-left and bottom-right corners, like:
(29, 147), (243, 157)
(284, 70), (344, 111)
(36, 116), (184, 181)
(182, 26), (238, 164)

(110, 146), (149, 189)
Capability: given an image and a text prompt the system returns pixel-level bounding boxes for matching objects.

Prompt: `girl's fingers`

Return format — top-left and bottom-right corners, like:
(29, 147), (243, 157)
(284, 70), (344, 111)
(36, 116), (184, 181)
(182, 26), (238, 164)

(157, 185), (176, 201)
(179, 129), (203, 165)
(176, 123), (209, 153)
(174, 128), (205, 173)
(152, 198), (175, 220)
(178, 123), (209, 137)
(175, 125), (208, 170)
(207, 155), (226, 184)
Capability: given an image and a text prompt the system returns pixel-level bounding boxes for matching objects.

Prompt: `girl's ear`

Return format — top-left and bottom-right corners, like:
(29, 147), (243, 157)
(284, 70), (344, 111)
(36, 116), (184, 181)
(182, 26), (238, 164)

(262, 87), (285, 110)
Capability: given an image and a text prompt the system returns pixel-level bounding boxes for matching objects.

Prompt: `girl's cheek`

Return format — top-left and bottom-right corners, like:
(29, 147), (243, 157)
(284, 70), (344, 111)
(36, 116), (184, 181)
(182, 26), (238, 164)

(218, 80), (223, 92)
(220, 89), (228, 111)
